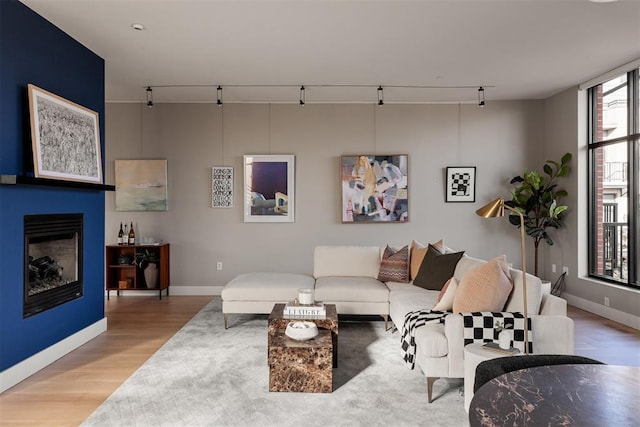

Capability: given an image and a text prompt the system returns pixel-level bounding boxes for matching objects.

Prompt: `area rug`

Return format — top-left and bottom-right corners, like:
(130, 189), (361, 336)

(82, 299), (466, 427)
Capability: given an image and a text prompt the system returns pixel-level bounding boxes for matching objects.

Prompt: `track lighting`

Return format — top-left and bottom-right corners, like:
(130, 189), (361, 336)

(377, 86), (384, 106)
(146, 86), (154, 107)
(299, 85), (305, 106)
(478, 86), (485, 107)
(217, 85), (223, 106)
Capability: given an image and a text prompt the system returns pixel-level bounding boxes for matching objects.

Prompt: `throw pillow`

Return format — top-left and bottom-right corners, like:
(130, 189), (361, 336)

(413, 244), (465, 290)
(410, 239), (446, 280)
(433, 277), (458, 311)
(452, 255), (514, 314)
(377, 245), (410, 283)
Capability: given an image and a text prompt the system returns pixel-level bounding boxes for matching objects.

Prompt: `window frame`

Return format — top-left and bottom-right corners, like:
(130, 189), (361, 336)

(587, 68), (640, 289)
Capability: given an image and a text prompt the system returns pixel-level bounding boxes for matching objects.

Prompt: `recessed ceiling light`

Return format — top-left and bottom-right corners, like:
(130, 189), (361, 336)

(589, 0), (619, 3)
(131, 23), (145, 31)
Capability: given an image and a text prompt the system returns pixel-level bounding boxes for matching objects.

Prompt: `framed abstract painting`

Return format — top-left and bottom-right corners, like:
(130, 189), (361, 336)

(341, 154), (408, 222)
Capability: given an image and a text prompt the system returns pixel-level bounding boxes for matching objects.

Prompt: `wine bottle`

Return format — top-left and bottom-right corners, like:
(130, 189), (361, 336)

(128, 222), (135, 245)
(117, 222), (124, 245)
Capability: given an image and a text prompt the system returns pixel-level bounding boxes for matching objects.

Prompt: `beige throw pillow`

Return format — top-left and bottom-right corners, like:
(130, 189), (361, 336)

(433, 277), (458, 311)
(452, 255), (513, 314)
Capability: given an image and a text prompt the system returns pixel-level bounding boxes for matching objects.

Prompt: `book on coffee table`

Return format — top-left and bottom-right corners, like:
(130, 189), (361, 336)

(283, 301), (326, 318)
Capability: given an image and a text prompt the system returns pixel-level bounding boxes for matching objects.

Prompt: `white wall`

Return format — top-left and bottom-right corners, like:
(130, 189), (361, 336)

(543, 87), (640, 328)
(104, 101), (544, 290)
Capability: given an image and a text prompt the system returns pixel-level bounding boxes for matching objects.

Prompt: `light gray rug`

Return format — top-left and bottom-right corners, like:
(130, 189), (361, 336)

(82, 300), (466, 427)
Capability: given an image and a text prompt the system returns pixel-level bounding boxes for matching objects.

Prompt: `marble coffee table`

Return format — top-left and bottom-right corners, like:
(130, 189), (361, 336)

(268, 329), (333, 393)
(268, 303), (338, 367)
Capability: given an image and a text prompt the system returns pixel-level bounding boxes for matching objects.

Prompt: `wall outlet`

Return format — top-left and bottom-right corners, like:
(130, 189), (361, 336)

(552, 264), (557, 273)
(604, 296), (610, 307)
(562, 266), (569, 275)
(216, 261), (223, 271)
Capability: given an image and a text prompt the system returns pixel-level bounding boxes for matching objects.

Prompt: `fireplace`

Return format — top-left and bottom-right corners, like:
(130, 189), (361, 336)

(24, 214), (83, 318)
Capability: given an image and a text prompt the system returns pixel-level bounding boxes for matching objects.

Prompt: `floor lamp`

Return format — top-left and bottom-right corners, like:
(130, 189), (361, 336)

(476, 197), (529, 353)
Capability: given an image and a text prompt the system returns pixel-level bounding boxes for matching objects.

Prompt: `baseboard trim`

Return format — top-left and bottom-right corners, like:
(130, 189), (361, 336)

(0, 317), (107, 393)
(563, 292), (640, 330)
(105, 285), (222, 297)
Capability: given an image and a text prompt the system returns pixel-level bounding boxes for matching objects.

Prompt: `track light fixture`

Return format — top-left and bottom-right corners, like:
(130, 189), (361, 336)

(217, 85), (223, 106)
(146, 86), (154, 107)
(144, 84), (494, 104)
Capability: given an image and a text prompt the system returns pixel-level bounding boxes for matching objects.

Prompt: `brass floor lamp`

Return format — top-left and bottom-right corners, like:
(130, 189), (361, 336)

(476, 197), (529, 353)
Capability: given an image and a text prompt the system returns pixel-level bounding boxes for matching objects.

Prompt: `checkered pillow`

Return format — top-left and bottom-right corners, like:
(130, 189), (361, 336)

(462, 312), (533, 353)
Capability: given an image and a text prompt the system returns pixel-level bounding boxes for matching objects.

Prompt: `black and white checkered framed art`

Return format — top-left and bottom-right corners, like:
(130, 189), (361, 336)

(445, 166), (476, 202)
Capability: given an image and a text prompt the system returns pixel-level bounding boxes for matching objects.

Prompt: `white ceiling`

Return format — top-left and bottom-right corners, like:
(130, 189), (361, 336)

(20, 0), (640, 105)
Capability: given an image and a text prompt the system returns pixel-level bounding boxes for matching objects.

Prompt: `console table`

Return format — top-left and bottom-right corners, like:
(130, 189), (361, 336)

(469, 364), (640, 426)
(105, 243), (170, 299)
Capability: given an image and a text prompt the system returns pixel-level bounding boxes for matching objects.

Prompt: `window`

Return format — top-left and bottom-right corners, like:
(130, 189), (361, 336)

(588, 68), (639, 289)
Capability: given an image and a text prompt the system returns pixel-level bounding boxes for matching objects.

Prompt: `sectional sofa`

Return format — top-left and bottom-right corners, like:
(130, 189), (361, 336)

(221, 244), (574, 402)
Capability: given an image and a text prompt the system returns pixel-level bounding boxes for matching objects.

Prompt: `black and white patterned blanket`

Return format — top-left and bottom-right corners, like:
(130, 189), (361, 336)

(401, 309), (448, 369)
(462, 311), (533, 353)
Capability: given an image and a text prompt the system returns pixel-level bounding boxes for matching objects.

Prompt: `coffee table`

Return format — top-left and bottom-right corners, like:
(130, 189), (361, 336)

(268, 329), (333, 393)
(268, 303), (338, 367)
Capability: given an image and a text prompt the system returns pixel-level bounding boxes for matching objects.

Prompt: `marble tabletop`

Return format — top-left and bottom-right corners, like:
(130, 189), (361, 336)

(469, 364), (640, 427)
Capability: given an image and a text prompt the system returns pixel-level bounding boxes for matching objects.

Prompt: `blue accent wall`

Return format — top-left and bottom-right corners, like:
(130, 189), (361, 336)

(0, 0), (105, 371)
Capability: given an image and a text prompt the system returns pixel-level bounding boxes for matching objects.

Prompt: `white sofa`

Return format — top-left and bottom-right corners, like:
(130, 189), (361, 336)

(388, 254), (573, 402)
(222, 246), (389, 328)
(221, 245), (574, 403)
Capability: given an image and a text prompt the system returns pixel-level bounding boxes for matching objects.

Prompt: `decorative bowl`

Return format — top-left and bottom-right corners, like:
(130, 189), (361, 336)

(285, 321), (319, 341)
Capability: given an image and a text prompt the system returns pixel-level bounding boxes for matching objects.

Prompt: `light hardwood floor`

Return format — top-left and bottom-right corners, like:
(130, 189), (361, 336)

(0, 298), (638, 426)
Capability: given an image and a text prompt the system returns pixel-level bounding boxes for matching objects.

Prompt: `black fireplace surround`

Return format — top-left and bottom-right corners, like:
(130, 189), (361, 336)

(24, 213), (83, 318)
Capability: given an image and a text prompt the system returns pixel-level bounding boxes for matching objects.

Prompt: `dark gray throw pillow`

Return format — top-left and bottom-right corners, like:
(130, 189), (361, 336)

(413, 244), (464, 291)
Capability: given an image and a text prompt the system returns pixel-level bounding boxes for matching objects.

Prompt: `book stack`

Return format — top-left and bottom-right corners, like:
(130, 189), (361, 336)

(283, 301), (326, 319)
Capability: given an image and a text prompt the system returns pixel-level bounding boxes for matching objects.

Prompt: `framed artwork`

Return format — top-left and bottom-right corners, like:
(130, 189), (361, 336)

(115, 159), (168, 211)
(243, 155), (295, 222)
(341, 154), (408, 222)
(28, 84), (103, 184)
(446, 166), (476, 202)
(212, 166), (234, 208)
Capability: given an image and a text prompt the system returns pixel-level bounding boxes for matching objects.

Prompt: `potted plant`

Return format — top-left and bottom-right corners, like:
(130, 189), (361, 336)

(506, 152), (572, 277)
(136, 249), (159, 288)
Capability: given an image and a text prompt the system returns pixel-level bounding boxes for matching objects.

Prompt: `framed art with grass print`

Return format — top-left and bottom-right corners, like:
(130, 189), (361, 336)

(28, 84), (103, 184)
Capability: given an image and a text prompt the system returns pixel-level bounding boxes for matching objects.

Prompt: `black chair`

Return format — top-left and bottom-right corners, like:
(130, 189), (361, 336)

(474, 354), (604, 393)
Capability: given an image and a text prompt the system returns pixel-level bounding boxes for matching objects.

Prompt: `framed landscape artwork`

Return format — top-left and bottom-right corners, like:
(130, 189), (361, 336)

(115, 159), (168, 211)
(212, 166), (233, 208)
(341, 154), (408, 222)
(445, 166), (476, 202)
(243, 154), (295, 222)
(28, 84), (103, 184)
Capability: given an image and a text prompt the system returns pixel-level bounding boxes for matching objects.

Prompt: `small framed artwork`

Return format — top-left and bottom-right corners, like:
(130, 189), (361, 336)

(446, 166), (476, 202)
(212, 166), (233, 208)
(341, 154), (408, 222)
(28, 84), (103, 184)
(115, 159), (168, 211)
(243, 154), (295, 222)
